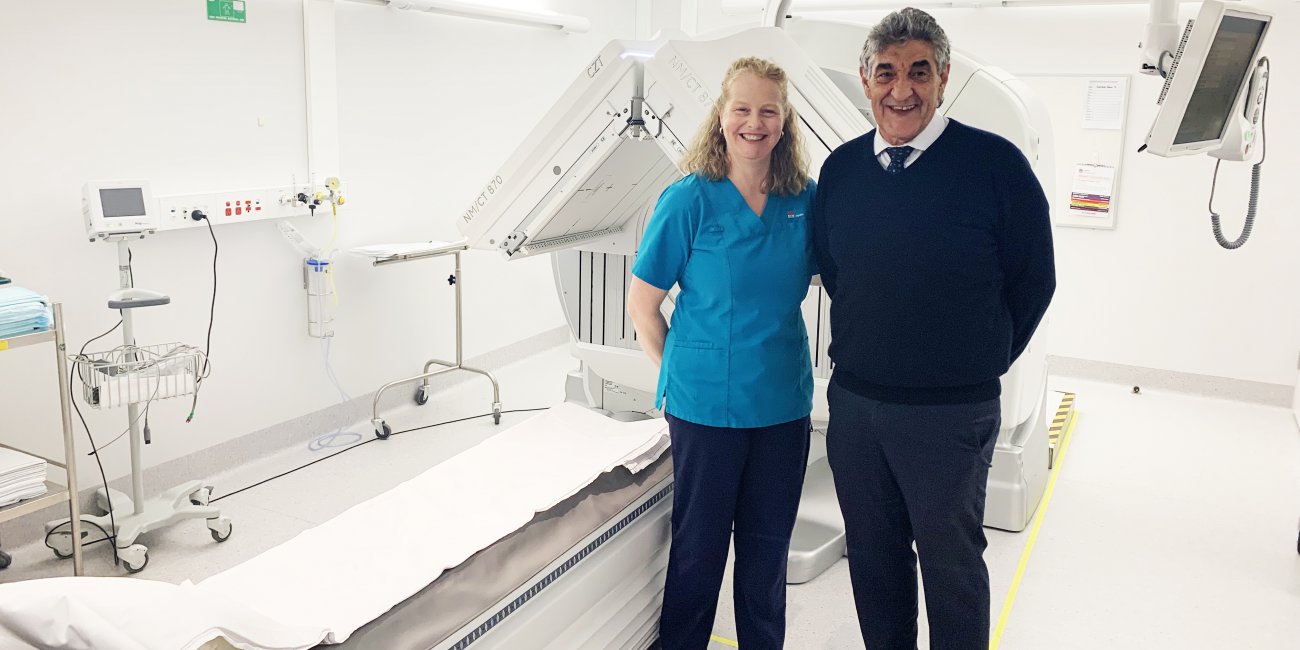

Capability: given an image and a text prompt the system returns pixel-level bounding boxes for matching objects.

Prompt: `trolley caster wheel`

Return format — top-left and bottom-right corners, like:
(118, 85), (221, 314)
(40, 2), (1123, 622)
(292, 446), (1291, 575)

(189, 485), (214, 506)
(207, 517), (233, 543)
(375, 422), (392, 440)
(0, 550), (11, 570)
(415, 386), (429, 406)
(120, 545), (149, 574)
(47, 530), (78, 559)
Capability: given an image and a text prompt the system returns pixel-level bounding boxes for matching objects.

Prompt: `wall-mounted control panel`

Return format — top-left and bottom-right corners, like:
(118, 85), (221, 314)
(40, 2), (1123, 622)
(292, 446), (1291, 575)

(154, 185), (318, 232)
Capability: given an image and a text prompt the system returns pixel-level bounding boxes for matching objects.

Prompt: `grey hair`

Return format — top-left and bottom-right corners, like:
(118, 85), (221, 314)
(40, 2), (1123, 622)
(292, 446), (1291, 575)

(859, 7), (951, 73)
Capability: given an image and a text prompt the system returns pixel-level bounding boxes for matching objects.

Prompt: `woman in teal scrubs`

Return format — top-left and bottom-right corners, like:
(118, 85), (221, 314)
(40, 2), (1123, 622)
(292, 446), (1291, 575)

(626, 57), (816, 650)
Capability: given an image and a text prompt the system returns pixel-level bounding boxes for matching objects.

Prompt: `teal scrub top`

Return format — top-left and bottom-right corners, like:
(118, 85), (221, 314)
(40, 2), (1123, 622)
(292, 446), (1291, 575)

(631, 173), (817, 429)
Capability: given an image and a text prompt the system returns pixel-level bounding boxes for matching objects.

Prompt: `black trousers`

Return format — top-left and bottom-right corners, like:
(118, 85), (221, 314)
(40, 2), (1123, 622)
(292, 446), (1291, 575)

(658, 412), (811, 650)
(826, 377), (1000, 650)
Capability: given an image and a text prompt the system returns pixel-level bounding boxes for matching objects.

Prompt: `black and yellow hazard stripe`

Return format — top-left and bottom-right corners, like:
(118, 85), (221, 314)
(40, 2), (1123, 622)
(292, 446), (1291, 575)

(1047, 392), (1075, 469)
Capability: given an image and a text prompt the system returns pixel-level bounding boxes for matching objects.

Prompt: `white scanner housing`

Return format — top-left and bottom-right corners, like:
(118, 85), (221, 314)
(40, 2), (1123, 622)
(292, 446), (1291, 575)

(455, 22), (1056, 531)
(457, 28), (871, 262)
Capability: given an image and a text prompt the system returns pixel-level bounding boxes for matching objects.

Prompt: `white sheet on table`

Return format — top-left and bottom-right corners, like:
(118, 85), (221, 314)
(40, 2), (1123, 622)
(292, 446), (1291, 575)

(196, 402), (668, 644)
(0, 403), (669, 649)
(0, 577), (326, 650)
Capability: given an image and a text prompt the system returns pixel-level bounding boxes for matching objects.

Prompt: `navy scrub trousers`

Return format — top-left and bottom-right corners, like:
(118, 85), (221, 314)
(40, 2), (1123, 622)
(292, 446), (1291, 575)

(659, 412), (811, 650)
(826, 377), (1001, 650)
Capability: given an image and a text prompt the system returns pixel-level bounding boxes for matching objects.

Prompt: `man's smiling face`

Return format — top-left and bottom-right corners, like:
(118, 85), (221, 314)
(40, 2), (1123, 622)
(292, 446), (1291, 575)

(861, 39), (950, 146)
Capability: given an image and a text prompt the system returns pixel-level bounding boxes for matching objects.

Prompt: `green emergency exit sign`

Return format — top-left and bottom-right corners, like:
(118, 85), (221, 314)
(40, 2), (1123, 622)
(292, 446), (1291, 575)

(208, 0), (246, 23)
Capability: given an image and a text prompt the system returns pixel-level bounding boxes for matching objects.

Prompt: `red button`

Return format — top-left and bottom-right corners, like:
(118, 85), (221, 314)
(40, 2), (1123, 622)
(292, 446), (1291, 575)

(226, 201), (231, 206)
(225, 208), (232, 216)
(235, 207), (242, 215)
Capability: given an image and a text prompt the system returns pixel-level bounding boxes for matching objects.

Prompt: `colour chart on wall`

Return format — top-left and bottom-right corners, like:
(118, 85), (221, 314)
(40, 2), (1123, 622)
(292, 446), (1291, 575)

(1019, 74), (1131, 230)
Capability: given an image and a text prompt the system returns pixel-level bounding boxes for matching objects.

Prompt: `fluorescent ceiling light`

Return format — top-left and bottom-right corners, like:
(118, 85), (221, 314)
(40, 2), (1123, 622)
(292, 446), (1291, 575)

(384, 0), (590, 32)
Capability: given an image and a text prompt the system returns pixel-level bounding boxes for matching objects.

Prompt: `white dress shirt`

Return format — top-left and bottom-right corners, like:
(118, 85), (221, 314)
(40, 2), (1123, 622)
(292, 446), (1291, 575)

(873, 115), (950, 170)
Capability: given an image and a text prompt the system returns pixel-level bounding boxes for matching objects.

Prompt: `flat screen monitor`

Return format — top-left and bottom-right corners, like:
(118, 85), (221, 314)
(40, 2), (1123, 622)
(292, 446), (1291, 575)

(83, 180), (157, 240)
(1143, 1), (1270, 157)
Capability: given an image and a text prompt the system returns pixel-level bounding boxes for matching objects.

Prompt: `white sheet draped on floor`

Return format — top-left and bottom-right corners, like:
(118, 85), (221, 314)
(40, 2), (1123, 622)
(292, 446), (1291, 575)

(0, 403), (670, 650)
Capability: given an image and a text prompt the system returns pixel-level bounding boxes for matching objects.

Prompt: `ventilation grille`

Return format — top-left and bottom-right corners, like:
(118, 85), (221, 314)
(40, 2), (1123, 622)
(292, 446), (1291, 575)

(521, 226), (623, 254)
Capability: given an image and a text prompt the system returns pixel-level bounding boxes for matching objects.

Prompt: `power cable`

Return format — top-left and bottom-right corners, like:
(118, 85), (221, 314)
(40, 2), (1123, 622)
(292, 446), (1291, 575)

(212, 407), (550, 504)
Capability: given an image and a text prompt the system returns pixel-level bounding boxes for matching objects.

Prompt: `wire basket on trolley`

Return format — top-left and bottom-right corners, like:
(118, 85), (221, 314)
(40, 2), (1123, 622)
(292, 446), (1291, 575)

(72, 343), (206, 409)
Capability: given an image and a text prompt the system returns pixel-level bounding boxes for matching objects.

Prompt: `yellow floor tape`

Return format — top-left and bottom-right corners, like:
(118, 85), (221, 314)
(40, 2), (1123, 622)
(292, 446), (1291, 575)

(710, 633), (739, 647)
(989, 406), (1079, 650)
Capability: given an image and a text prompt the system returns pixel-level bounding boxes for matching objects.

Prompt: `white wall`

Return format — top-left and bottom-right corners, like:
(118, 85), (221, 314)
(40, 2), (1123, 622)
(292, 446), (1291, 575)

(683, 1), (1300, 389)
(0, 0), (635, 484)
(1294, 370), (1300, 426)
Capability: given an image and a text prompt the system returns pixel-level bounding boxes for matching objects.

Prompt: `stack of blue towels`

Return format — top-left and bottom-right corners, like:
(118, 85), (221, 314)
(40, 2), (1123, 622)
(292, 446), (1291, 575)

(0, 286), (52, 339)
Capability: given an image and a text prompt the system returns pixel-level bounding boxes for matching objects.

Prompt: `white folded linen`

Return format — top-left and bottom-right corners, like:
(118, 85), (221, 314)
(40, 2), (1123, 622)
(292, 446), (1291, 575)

(0, 448), (46, 507)
(0, 484), (47, 508)
(0, 448), (43, 474)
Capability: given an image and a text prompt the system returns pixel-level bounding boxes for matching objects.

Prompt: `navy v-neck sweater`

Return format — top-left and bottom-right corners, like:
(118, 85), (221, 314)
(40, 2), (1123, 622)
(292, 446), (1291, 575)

(811, 120), (1056, 405)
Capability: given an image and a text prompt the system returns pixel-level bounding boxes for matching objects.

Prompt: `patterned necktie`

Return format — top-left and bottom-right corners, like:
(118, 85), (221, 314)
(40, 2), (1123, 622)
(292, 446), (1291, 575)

(885, 145), (914, 174)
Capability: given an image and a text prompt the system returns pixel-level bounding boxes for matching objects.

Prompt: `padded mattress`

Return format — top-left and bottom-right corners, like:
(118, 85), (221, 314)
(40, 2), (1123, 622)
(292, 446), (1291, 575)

(331, 454), (673, 649)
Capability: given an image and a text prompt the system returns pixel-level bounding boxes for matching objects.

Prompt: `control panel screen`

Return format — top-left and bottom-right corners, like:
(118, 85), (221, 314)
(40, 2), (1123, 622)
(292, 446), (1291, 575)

(99, 187), (147, 218)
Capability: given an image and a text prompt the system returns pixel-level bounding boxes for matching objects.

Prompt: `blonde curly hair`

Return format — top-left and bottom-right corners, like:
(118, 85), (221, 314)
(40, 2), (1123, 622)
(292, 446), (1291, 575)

(679, 57), (810, 197)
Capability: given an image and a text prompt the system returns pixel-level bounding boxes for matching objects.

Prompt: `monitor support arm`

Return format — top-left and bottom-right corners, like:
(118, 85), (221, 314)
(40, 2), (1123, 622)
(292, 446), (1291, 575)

(1141, 0), (1182, 76)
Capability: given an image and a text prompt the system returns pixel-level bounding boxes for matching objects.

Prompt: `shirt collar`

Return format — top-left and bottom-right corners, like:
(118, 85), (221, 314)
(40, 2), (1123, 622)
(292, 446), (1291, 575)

(873, 114), (949, 156)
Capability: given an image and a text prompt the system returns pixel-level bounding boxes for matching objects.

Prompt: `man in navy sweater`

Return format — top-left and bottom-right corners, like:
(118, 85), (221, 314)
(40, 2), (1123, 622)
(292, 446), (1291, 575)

(811, 8), (1055, 650)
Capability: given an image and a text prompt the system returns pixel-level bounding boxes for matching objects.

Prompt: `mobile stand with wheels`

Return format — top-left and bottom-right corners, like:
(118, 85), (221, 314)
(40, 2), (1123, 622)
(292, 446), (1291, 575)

(355, 240), (501, 440)
(44, 239), (232, 573)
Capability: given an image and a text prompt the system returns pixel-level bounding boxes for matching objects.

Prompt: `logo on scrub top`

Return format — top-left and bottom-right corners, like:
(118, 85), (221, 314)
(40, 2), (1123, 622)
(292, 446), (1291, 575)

(787, 211), (804, 219)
